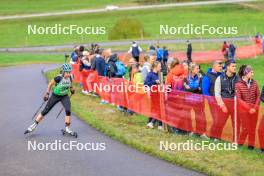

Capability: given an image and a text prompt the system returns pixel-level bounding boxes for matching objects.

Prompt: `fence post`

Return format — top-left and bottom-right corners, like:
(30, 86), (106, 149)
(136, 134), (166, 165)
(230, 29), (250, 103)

(159, 72), (168, 132)
(234, 95), (238, 144)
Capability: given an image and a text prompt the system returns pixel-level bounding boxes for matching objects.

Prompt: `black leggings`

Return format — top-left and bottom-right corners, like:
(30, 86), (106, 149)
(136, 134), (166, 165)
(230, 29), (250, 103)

(41, 94), (71, 116)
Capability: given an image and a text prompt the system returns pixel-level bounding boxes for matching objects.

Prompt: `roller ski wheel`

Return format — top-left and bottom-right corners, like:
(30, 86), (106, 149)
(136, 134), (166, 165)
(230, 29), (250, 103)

(61, 129), (78, 138)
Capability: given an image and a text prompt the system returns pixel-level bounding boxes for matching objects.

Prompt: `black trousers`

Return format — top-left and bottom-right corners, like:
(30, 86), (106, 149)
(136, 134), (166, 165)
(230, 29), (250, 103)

(41, 93), (71, 116)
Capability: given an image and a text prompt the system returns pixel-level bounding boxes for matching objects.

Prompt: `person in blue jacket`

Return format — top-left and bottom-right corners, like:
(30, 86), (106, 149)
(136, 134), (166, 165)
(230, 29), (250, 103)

(144, 61), (163, 130)
(202, 60), (223, 96)
(91, 49), (106, 76)
(156, 46), (164, 62)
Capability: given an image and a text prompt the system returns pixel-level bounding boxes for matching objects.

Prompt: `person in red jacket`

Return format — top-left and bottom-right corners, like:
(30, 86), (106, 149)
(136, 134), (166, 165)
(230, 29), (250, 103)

(236, 65), (260, 149)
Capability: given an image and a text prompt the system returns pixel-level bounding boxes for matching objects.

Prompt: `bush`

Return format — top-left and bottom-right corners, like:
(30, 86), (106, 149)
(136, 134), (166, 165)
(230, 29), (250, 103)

(108, 18), (147, 40)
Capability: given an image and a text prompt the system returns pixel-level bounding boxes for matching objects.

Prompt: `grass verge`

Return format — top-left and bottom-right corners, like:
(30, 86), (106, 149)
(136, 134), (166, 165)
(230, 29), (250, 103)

(0, 53), (64, 67)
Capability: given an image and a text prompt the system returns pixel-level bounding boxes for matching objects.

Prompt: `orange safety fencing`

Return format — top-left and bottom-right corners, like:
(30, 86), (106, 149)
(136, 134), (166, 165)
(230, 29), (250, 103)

(72, 65), (264, 149)
(118, 43), (263, 65)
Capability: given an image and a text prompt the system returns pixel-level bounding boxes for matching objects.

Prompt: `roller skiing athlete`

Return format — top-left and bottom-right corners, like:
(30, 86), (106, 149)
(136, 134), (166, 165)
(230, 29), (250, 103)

(24, 63), (77, 138)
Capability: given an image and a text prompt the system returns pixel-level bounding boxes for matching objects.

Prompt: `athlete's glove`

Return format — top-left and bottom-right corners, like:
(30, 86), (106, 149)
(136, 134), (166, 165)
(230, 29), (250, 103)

(70, 88), (75, 95)
(44, 92), (49, 101)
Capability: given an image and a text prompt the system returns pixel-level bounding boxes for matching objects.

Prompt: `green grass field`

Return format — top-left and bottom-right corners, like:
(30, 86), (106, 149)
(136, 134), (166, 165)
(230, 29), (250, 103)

(0, 3), (263, 48)
(0, 53), (64, 67)
(44, 55), (264, 176)
(0, 0), (136, 16)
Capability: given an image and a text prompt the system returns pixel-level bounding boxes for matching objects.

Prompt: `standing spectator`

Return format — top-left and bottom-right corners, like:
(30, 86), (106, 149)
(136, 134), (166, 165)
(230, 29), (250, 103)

(213, 59), (239, 141)
(141, 54), (156, 81)
(222, 41), (229, 60)
(128, 41), (142, 62)
(156, 45), (164, 62)
(149, 44), (156, 53)
(184, 63), (206, 136)
(236, 65), (260, 149)
(186, 40), (192, 64)
(91, 49), (106, 76)
(106, 53), (118, 78)
(202, 60), (223, 96)
(144, 61), (163, 130)
(166, 58), (185, 91)
(70, 46), (79, 64)
(163, 46), (169, 65)
(229, 42), (236, 60)
(255, 33), (261, 44)
(259, 85), (264, 151)
(132, 63), (143, 84)
(262, 34), (264, 54)
(165, 58), (186, 134)
(80, 51), (92, 95)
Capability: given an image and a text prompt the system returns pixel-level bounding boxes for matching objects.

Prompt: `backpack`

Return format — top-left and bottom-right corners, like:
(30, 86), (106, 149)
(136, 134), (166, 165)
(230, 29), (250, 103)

(71, 51), (78, 62)
(115, 61), (126, 76)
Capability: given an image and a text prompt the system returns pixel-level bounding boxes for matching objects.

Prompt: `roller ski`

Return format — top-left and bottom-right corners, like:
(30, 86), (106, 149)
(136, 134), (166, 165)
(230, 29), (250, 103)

(24, 120), (38, 134)
(61, 127), (78, 138)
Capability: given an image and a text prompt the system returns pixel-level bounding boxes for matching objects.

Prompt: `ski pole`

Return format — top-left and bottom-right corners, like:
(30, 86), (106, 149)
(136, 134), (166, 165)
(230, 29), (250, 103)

(56, 94), (73, 119)
(32, 101), (46, 120)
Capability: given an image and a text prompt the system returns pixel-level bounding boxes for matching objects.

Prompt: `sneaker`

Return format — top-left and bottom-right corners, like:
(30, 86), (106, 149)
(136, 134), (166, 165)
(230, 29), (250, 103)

(200, 134), (210, 140)
(117, 106), (124, 112)
(147, 122), (154, 129)
(100, 100), (107, 105)
(65, 126), (73, 134)
(158, 126), (163, 130)
(189, 132), (194, 137)
(91, 93), (98, 97)
(81, 90), (89, 95)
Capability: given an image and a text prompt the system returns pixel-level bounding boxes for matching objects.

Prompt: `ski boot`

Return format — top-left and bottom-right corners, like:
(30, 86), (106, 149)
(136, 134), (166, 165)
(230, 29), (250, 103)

(24, 121), (38, 134)
(61, 127), (77, 138)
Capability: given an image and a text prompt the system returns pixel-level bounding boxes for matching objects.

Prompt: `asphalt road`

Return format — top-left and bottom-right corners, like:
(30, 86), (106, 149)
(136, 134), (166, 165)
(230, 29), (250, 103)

(0, 64), (204, 176)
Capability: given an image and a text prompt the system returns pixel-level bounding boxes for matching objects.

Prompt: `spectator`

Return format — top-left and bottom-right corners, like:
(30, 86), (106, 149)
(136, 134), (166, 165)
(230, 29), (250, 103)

(70, 46), (79, 64)
(156, 45), (164, 62)
(222, 41), (229, 60)
(186, 40), (192, 64)
(128, 41), (142, 62)
(184, 63), (206, 137)
(236, 65), (260, 149)
(132, 63), (143, 84)
(141, 54), (156, 81)
(202, 60), (223, 96)
(259, 85), (264, 152)
(80, 51), (92, 95)
(128, 57), (137, 81)
(255, 33), (261, 44)
(91, 49), (106, 76)
(262, 34), (264, 54)
(166, 58), (185, 91)
(144, 61), (163, 130)
(149, 44), (156, 51)
(163, 46), (169, 65)
(229, 42), (236, 60)
(213, 59), (239, 141)
(106, 53), (118, 78)
(165, 59), (186, 134)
